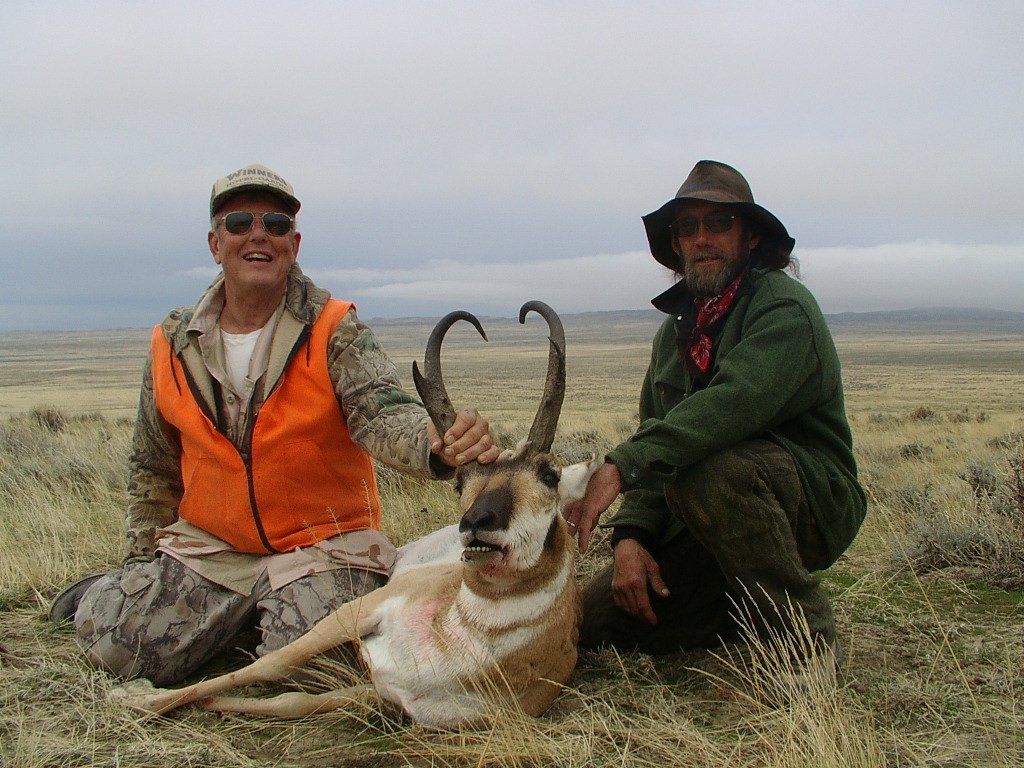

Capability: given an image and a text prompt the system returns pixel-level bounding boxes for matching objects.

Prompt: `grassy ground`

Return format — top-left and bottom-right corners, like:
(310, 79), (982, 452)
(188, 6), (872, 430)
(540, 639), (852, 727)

(1, 321), (1022, 767)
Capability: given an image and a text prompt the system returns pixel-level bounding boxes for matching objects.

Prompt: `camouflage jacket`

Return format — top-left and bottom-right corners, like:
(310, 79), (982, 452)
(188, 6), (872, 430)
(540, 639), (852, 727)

(125, 264), (441, 561)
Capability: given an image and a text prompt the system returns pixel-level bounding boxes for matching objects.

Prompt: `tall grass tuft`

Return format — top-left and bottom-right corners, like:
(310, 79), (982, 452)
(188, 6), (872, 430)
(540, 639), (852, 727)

(0, 413), (129, 600)
(697, 595), (887, 768)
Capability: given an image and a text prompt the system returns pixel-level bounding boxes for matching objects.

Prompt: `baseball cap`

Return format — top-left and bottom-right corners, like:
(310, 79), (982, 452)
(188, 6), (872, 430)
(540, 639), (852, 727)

(209, 163), (301, 216)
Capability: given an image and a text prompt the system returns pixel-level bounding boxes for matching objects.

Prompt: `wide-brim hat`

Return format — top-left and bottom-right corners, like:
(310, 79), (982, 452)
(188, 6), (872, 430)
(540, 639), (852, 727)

(210, 163), (301, 216)
(642, 160), (795, 269)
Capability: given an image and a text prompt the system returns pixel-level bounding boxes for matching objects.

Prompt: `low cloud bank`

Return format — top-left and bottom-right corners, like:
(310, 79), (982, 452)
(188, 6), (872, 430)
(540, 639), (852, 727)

(173, 241), (1023, 319)
(798, 241), (1024, 313)
(307, 253), (671, 316)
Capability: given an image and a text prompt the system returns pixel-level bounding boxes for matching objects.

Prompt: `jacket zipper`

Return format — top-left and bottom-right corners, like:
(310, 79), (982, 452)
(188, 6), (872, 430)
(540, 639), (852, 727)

(238, 445), (276, 553)
(240, 326), (312, 552)
(177, 351), (285, 554)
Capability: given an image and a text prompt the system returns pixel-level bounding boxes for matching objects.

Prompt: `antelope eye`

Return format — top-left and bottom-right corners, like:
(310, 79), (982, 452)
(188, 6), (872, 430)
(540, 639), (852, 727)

(539, 470), (559, 489)
(453, 480), (463, 495)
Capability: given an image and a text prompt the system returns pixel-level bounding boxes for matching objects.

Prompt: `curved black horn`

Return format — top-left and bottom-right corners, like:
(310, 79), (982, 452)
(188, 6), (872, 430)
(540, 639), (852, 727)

(413, 311), (487, 437)
(519, 300), (565, 453)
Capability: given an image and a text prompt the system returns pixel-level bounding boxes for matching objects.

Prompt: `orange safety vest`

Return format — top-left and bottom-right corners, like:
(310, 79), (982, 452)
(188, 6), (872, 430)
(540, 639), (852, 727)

(150, 299), (382, 554)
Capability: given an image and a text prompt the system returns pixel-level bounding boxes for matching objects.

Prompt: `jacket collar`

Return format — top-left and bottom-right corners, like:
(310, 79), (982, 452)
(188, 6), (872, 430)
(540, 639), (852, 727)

(164, 264), (330, 356)
(651, 279), (694, 318)
(282, 263), (331, 326)
(161, 265), (333, 421)
(651, 265), (761, 321)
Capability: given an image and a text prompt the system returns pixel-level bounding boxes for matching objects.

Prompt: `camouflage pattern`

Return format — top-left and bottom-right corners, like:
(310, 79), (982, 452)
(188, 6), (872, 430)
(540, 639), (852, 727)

(327, 308), (435, 478)
(75, 554), (385, 686)
(257, 565), (385, 654)
(124, 264), (434, 562)
(580, 440), (834, 654)
(124, 356), (182, 561)
(157, 520), (397, 597)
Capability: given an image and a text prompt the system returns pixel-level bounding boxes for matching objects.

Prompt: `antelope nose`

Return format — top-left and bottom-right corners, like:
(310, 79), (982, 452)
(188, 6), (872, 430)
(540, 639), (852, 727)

(459, 487), (513, 532)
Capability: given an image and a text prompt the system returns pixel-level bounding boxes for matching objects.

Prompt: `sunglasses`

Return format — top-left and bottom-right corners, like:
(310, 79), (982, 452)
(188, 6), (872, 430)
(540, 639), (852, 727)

(670, 212), (737, 238)
(218, 211), (295, 237)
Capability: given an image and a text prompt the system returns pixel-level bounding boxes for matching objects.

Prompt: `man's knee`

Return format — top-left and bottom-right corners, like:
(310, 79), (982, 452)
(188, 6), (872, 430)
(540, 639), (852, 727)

(579, 565), (624, 650)
(579, 556), (736, 654)
(669, 441), (801, 536)
(73, 565), (181, 684)
(74, 557), (248, 686)
(257, 567), (386, 655)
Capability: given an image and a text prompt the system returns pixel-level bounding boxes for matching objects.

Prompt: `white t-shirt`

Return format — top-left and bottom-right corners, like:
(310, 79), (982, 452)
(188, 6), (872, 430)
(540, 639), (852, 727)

(221, 327), (263, 396)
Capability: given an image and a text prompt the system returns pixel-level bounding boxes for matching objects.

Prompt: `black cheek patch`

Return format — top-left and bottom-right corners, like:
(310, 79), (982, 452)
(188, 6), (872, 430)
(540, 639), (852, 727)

(544, 516), (558, 550)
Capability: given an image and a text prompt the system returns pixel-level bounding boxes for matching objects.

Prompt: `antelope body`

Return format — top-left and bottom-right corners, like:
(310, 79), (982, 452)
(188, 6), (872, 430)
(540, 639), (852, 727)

(111, 301), (598, 728)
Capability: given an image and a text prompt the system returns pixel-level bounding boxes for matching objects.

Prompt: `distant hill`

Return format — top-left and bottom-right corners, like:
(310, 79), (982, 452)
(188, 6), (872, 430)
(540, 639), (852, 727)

(368, 308), (665, 347)
(365, 306), (1024, 347)
(823, 307), (1024, 332)
(2, 308), (1021, 344)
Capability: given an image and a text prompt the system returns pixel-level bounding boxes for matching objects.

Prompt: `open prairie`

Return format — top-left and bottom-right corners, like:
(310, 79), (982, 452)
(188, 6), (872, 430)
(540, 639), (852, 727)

(1, 314), (1022, 767)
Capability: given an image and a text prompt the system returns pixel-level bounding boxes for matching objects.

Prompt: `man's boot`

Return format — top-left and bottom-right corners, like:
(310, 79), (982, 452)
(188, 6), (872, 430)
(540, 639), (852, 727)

(49, 573), (107, 624)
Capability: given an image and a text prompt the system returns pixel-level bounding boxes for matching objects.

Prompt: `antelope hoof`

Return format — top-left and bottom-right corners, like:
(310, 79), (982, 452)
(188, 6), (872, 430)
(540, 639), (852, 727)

(109, 678), (176, 715)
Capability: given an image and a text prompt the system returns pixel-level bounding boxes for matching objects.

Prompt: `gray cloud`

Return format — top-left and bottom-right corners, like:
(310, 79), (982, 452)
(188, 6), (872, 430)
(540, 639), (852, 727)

(1, 1), (1021, 330)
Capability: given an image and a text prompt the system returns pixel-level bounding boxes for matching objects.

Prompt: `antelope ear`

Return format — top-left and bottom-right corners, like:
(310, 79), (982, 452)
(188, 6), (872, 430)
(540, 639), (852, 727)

(557, 455), (603, 503)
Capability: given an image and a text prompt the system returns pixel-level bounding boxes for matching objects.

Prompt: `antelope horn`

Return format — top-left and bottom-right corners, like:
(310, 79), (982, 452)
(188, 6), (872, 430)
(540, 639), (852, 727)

(520, 301), (565, 453)
(413, 310), (487, 437)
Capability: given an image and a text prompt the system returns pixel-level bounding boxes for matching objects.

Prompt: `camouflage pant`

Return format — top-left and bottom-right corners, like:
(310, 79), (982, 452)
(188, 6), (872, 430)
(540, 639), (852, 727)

(580, 440), (834, 655)
(74, 555), (385, 686)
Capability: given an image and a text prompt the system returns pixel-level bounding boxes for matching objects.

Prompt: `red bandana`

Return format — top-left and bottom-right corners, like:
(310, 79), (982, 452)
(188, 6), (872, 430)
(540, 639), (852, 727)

(687, 270), (746, 374)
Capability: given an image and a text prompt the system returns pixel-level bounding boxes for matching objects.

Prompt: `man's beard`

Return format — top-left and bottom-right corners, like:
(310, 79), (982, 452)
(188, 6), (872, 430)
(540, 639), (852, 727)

(682, 249), (748, 297)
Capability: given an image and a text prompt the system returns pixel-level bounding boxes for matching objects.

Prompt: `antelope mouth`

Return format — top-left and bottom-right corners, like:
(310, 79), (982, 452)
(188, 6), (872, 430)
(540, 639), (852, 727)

(462, 538), (505, 562)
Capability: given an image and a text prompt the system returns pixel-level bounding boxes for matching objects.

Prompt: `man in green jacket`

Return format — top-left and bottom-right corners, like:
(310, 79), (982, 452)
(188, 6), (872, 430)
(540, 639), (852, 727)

(565, 160), (866, 657)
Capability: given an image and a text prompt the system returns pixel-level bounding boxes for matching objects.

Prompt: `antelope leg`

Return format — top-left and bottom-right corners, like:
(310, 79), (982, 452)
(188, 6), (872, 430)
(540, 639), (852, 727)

(200, 684), (380, 719)
(110, 588), (387, 715)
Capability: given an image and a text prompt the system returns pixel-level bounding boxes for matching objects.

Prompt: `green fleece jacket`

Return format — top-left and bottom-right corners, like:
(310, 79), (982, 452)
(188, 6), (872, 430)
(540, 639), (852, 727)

(605, 267), (866, 566)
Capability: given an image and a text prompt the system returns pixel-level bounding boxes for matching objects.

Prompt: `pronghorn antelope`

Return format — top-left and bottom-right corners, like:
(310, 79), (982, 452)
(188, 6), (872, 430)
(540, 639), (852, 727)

(111, 301), (600, 729)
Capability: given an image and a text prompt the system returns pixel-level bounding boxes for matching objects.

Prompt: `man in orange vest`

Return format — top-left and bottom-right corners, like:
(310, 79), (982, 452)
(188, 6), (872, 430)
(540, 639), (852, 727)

(53, 164), (498, 686)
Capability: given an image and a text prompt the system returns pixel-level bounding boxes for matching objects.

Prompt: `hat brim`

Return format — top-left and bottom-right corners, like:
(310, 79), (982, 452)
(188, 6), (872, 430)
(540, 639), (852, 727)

(210, 184), (301, 216)
(642, 196), (795, 270)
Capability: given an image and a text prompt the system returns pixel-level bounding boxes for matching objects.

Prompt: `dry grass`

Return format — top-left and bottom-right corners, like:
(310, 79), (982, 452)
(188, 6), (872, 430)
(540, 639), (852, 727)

(2, 322), (1023, 767)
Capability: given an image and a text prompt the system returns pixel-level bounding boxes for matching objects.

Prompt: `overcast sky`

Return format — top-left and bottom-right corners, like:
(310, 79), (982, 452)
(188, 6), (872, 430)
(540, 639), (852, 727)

(1, 1), (1021, 331)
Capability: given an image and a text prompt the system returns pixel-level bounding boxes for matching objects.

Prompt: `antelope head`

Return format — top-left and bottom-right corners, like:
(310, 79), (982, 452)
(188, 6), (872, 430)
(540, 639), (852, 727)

(413, 301), (600, 575)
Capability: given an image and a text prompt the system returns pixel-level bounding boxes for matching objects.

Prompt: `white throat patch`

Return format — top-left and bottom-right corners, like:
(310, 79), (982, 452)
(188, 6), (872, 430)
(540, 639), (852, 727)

(455, 555), (572, 630)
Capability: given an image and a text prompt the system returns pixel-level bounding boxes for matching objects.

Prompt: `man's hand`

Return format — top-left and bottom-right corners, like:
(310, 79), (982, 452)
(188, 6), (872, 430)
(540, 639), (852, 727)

(563, 461), (622, 552)
(612, 539), (670, 625)
(427, 408), (500, 467)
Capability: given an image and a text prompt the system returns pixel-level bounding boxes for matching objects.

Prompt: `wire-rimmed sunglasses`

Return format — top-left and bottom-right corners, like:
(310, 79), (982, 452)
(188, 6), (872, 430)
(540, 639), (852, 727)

(670, 212), (737, 238)
(216, 211), (296, 237)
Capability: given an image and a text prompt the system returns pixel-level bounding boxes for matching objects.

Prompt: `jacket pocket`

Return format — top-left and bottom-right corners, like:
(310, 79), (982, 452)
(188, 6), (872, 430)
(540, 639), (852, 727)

(282, 440), (354, 524)
(119, 565), (155, 598)
(653, 377), (686, 413)
(178, 457), (226, 517)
